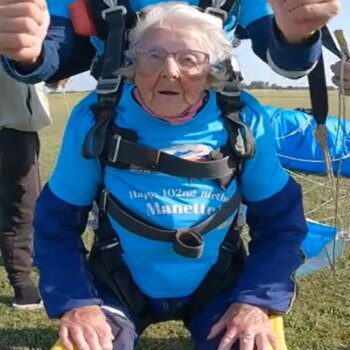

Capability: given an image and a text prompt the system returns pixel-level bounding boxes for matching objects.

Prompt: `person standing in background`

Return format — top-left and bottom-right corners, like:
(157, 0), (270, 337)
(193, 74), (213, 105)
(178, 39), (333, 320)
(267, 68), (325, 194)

(0, 65), (51, 310)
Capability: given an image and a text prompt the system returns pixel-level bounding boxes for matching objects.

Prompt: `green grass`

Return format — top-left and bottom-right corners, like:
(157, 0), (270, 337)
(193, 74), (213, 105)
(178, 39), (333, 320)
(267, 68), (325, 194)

(0, 90), (349, 350)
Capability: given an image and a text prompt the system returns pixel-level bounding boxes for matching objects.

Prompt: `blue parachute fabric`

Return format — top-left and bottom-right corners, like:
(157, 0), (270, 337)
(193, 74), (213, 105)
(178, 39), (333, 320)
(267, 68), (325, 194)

(264, 106), (350, 177)
(302, 220), (337, 259)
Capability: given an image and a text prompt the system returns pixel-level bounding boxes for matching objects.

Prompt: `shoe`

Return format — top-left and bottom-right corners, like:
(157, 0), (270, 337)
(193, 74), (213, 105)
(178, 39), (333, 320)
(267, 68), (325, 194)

(12, 285), (43, 310)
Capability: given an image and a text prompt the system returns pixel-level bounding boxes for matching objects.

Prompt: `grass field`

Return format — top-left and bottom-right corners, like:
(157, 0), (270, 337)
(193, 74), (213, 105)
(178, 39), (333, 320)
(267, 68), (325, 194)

(0, 89), (349, 350)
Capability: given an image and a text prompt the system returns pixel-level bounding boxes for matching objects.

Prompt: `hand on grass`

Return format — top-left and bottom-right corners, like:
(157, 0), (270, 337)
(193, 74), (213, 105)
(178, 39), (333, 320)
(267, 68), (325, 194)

(207, 303), (279, 350)
(59, 305), (114, 350)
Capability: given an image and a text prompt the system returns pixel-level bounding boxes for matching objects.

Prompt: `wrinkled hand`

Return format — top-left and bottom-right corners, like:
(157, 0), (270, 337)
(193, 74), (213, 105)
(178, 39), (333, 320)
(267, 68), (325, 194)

(60, 305), (114, 350)
(268, 0), (340, 44)
(207, 303), (278, 350)
(0, 0), (49, 63)
(331, 61), (350, 95)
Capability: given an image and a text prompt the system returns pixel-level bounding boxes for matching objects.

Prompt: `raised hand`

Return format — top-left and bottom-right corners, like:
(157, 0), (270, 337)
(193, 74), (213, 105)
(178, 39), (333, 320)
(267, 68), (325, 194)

(268, 0), (340, 44)
(0, 0), (50, 64)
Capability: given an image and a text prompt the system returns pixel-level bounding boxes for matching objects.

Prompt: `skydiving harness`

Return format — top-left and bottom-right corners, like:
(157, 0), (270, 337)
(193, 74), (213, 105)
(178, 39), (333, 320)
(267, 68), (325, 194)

(70, 0), (255, 328)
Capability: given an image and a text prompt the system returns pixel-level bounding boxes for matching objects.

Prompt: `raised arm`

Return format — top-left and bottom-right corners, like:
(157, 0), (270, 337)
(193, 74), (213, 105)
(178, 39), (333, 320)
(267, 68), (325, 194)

(0, 0), (95, 83)
(238, 0), (340, 79)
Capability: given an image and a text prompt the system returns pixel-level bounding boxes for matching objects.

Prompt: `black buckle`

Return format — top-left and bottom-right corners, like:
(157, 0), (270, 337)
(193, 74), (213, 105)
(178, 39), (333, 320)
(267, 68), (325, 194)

(173, 230), (204, 259)
(96, 76), (122, 95)
(107, 134), (122, 163)
(204, 7), (227, 22)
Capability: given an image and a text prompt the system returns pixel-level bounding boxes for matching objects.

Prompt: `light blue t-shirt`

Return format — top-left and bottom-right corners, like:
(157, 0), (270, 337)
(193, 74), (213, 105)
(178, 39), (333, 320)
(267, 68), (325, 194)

(49, 85), (287, 298)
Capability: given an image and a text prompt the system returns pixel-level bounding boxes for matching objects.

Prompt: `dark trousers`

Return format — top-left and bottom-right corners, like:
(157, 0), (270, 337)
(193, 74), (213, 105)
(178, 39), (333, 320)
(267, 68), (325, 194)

(99, 288), (237, 350)
(0, 128), (40, 288)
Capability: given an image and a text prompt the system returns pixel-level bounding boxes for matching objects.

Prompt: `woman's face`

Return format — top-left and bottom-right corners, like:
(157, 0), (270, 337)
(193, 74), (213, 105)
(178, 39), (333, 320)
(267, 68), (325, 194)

(133, 27), (211, 117)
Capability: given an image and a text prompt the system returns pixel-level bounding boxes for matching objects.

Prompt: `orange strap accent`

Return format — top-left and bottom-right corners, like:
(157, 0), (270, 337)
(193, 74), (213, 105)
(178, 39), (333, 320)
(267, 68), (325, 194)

(69, 0), (98, 37)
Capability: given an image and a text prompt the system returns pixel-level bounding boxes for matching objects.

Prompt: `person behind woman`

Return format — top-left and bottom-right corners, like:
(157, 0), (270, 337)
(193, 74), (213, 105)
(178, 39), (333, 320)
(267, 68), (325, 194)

(34, 4), (307, 350)
(0, 65), (51, 310)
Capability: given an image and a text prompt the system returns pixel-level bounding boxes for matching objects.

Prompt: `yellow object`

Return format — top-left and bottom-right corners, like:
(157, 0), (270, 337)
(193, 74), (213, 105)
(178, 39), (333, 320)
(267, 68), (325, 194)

(51, 316), (287, 350)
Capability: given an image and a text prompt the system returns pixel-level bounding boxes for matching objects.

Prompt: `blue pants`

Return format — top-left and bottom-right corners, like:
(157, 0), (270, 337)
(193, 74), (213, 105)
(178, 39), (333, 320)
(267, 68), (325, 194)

(99, 286), (238, 350)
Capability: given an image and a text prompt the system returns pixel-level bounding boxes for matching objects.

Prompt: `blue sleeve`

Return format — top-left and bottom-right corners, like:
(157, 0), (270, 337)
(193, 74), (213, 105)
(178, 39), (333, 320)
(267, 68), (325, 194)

(237, 0), (321, 78)
(34, 184), (102, 318)
(33, 92), (103, 318)
(232, 177), (307, 313)
(231, 93), (307, 313)
(1, 9), (95, 83)
(49, 93), (102, 205)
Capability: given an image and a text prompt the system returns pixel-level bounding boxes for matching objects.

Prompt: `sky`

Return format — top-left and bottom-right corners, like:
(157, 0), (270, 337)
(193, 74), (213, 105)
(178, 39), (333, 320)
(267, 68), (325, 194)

(66, 1), (350, 91)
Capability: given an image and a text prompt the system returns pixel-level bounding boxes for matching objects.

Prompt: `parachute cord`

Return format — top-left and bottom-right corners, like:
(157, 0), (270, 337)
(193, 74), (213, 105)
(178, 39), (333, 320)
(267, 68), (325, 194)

(333, 53), (349, 263)
(314, 125), (337, 271)
(313, 53), (349, 271)
(314, 125), (336, 195)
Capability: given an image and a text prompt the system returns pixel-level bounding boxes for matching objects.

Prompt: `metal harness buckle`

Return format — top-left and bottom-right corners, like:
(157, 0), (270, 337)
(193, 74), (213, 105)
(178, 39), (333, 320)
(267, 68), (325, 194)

(100, 237), (120, 250)
(100, 189), (109, 212)
(204, 7), (228, 22)
(107, 134), (122, 163)
(101, 2), (127, 20)
(96, 76), (122, 95)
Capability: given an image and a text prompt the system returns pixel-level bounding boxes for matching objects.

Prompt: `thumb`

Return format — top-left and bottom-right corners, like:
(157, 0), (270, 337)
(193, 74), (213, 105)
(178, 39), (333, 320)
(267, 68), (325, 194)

(207, 319), (226, 340)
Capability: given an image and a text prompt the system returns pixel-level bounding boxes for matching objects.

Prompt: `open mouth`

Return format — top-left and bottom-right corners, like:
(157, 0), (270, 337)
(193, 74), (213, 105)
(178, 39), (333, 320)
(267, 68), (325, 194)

(157, 91), (180, 95)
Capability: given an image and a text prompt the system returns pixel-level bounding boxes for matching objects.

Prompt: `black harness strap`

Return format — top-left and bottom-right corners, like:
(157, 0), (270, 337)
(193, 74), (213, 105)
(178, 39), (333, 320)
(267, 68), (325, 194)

(185, 223), (246, 320)
(89, 216), (151, 327)
(87, 0), (135, 39)
(82, 5), (127, 159)
(103, 134), (237, 179)
(307, 54), (328, 126)
(307, 25), (344, 127)
(322, 26), (342, 59)
(100, 189), (242, 258)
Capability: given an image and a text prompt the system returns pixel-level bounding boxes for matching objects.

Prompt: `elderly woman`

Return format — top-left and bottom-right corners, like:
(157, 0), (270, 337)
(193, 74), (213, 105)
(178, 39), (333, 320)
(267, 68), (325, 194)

(35, 3), (307, 350)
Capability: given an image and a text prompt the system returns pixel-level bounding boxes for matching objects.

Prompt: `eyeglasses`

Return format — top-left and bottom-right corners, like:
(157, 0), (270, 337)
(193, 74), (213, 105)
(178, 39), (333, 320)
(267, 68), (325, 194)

(127, 46), (210, 76)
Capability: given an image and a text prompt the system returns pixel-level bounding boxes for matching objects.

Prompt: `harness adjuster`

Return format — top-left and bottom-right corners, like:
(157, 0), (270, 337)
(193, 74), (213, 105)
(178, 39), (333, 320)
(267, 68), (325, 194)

(107, 134), (122, 163)
(100, 189), (109, 212)
(204, 7), (228, 22)
(220, 238), (240, 254)
(96, 76), (122, 95)
(99, 237), (120, 250)
(101, 5), (127, 20)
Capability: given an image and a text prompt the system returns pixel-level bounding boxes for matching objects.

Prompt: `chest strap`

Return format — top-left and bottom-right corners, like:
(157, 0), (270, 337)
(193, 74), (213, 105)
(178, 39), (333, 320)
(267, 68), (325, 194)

(103, 132), (239, 179)
(99, 188), (241, 258)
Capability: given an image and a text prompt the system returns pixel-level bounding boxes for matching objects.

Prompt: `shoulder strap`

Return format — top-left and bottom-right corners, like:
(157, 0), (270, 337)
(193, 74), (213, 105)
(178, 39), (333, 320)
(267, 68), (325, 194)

(82, 1), (129, 159)
(87, 0), (135, 39)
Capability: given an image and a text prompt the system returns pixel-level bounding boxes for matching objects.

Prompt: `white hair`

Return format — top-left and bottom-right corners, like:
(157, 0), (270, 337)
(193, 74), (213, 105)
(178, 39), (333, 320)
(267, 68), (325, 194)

(119, 2), (235, 88)
(129, 2), (232, 65)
